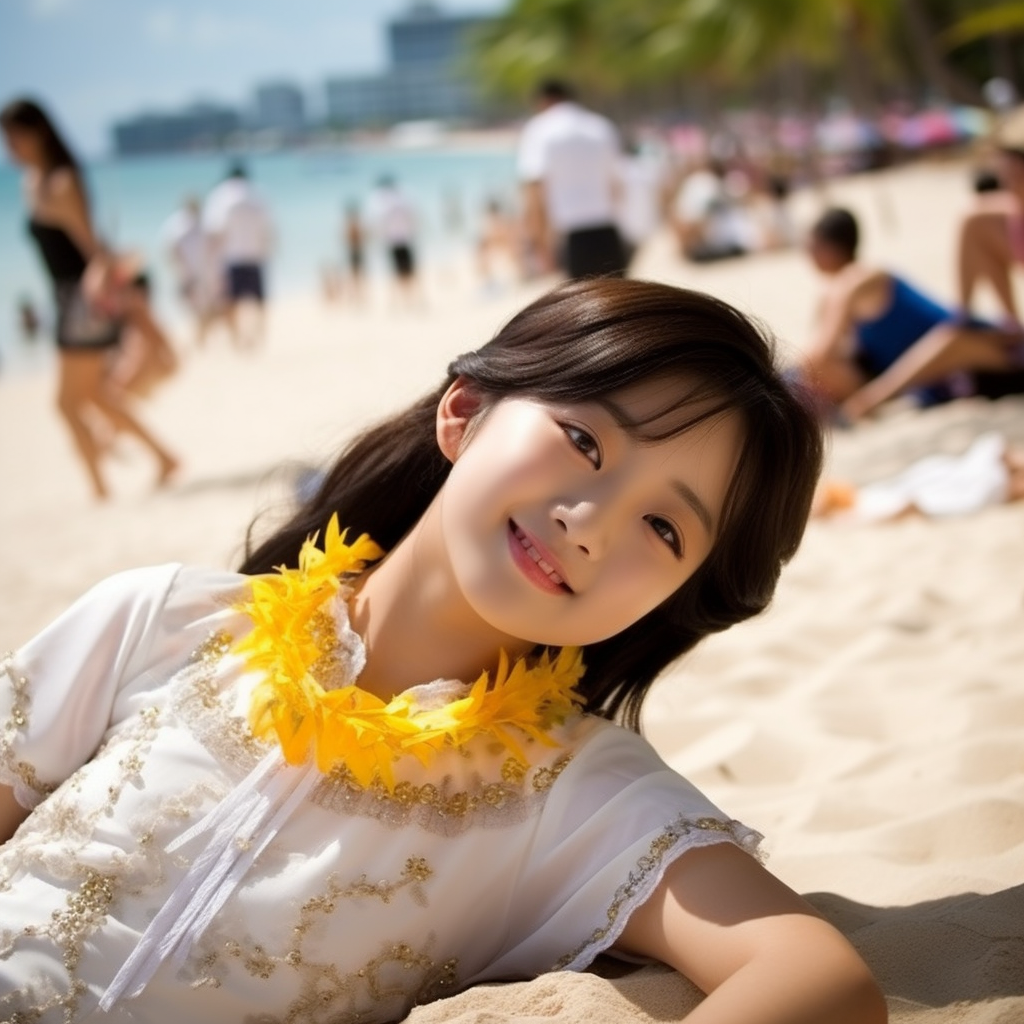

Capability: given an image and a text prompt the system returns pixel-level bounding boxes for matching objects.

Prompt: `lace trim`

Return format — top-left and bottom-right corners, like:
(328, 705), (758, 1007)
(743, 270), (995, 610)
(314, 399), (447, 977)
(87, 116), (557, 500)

(309, 752), (574, 837)
(553, 815), (764, 972)
(0, 652), (54, 808)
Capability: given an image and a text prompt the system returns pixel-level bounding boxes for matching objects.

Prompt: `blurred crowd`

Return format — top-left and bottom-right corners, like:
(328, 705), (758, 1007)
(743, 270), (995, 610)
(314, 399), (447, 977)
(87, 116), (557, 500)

(5, 78), (1024, 500)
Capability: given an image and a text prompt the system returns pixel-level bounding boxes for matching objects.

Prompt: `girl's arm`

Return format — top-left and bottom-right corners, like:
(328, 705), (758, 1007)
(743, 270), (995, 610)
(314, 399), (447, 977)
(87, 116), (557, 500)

(44, 167), (102, 260)
(0, 784), (30, 845)
(615, 842), (887, 1024)
(804, 273), (868, 367)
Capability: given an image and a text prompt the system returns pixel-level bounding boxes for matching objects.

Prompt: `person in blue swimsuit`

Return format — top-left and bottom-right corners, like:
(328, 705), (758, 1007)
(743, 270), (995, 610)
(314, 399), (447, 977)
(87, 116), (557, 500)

(802, 207), (1024, 422)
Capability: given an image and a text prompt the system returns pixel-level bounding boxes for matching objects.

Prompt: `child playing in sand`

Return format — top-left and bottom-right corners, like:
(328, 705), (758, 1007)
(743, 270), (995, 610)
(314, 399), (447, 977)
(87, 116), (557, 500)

(0, 279), (885, 1023)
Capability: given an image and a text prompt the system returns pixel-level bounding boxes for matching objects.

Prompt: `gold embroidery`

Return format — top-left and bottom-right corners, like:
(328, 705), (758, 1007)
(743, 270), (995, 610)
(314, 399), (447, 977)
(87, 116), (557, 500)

(501, 757), (527, 783)
(303, 857), (434, 911)
(189, 859), (456, 1023)
(0, 870), (118, 1019)
(306, 608), (349, 692)
(171, 631), (268, 782)
(553, 815), (755, 970)
(308, 752), (574, 835)
(0, 779), (219, 1020)
(0, 653), (54, 804)
(49, 870), (117, 971)
(532, 754), (573, 792)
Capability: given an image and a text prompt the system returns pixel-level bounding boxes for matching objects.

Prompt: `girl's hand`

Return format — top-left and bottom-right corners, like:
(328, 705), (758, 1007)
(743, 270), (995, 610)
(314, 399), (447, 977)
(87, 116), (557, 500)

(82, 251), (142, 317)
(615, 842), (887, 1023)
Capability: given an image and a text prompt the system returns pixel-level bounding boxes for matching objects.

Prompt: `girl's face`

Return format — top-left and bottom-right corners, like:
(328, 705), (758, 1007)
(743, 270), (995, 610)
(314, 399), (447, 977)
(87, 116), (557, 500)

(434, 377), (743, 650)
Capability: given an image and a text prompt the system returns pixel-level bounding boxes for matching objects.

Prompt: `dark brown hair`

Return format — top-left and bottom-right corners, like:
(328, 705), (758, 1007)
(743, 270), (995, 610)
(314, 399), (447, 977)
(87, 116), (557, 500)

(241, 278), (824, 728)
(811, 207), (859, 261)
(0, 98), (79, 175)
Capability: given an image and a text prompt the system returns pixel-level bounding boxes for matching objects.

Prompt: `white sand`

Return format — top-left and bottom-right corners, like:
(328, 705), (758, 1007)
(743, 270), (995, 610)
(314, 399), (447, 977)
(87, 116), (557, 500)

(2, 156), (1022, 1021)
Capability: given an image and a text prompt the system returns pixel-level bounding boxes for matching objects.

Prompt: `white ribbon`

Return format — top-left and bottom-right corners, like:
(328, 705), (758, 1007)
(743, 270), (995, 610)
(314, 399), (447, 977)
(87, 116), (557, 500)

(100, 749), (319, 1009)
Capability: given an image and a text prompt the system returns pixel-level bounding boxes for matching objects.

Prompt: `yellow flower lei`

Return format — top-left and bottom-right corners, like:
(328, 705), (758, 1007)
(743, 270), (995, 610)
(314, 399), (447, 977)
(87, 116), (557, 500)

(234, 514), (586, 791)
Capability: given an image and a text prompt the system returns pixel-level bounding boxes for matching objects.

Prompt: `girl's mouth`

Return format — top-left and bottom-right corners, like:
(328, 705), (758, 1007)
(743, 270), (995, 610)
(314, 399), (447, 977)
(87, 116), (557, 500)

(509, 521), (573, 594)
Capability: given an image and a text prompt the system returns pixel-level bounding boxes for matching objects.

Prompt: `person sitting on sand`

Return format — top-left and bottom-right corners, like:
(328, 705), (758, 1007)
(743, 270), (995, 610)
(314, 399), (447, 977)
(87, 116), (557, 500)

(801, 207), (1024, 422)
(957, 105), (1024, 329)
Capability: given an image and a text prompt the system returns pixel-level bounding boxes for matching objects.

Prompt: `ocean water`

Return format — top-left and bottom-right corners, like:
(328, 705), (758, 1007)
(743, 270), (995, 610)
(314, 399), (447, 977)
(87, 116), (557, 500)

(0, 143), (518, 373)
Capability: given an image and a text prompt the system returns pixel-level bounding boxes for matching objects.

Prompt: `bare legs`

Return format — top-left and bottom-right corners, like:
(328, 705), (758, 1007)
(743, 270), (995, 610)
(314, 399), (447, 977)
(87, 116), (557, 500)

(841, 323), (1023, 421)
(56, 349), (179, 500)
(107, 298), (180, 397)
(957, 206), (1020, 325)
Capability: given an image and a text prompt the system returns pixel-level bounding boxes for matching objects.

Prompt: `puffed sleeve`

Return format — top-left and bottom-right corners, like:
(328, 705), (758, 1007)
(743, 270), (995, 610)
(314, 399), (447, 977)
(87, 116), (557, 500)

(466, 723), (763, 984)
(0, 564), (249, 809)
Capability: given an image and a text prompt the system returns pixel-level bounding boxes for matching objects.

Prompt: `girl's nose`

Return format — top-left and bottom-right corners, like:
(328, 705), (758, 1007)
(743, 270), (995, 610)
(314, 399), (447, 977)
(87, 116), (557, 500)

(553, 500), (606, 559)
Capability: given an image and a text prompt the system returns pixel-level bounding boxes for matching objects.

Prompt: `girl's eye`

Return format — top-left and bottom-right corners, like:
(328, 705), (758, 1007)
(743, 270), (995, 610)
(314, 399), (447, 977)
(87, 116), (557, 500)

(563, 425), (601, 468)
(645, 515), (682, 557)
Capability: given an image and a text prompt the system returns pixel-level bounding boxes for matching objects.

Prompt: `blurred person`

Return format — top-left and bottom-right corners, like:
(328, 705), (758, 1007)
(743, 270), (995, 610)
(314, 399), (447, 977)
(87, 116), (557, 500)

(366, 175), (421, 308)
(616, 138), (668, 270)
(342, 201), (367, 305)
(752, 171), (798, 251)
(671, 159), (755, 263)
(475, 197), (521, 293)
(105, 270), (175, 398)
(957, 107), (1024, 330)
(17, 295), (42, 342)
(972, 167), (1002, 195)
(161, 195), (221, 346)
(801, 207), (1024, 422)
(203, 161), (275, 348)
(0, 97), (179, 500)
(517, 79), (627, 280)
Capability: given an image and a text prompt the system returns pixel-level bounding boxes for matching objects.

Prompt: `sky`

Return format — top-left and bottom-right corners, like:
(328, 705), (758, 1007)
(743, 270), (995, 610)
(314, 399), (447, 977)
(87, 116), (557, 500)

(0, 0), (507, 158)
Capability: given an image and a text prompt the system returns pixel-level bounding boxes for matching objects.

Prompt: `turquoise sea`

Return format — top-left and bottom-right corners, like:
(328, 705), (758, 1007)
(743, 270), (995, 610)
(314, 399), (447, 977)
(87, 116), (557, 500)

(0, 143), (518, 373)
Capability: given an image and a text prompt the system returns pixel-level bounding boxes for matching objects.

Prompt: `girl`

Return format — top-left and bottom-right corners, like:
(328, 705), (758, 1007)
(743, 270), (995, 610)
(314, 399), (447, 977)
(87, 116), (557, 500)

(0, 279), (886, 1023)
(0, 97), (179, 500)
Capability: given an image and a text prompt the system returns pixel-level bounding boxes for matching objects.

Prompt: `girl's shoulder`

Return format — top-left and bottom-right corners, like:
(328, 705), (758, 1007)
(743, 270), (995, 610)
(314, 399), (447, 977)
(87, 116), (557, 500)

(559, 714), (725, 810)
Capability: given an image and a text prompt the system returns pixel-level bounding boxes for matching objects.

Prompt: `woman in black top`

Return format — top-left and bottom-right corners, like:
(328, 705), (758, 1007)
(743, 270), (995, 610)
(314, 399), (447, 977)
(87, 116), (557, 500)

(0, 98), (179, 500)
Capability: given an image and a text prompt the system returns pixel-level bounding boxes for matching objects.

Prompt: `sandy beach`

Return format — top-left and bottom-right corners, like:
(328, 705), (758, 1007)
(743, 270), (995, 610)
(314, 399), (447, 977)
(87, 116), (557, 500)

(2, 154), (1022, 1021)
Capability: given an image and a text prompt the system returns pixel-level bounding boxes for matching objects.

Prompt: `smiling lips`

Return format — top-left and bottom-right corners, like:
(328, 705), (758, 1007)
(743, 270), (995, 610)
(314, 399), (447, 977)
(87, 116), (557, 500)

(510, 522), (573, 594)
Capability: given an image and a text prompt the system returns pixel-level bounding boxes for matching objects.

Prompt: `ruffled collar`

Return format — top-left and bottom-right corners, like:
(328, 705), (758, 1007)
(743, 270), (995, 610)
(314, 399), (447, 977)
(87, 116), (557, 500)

(234, 515), (587, 791)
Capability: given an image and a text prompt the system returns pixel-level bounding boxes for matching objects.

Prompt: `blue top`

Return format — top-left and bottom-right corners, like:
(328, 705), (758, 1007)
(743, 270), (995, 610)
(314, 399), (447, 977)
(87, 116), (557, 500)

(854, 275), (951, 375)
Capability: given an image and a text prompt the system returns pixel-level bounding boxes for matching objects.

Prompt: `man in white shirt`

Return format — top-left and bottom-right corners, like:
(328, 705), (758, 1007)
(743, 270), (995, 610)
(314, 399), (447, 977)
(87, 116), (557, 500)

(160, 196), (220, 346)
(365, 175), (420, 307)
(203, 163), (274, 348)
(517, 80), (627, 280)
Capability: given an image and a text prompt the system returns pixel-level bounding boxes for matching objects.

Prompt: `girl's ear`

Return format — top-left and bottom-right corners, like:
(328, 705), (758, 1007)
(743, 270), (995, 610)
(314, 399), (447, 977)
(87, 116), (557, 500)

(436, 377), (486, 462)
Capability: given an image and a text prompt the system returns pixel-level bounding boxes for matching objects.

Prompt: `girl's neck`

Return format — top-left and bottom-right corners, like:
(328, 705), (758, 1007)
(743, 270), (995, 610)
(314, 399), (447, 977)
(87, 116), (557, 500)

(348, 499), (534, 700)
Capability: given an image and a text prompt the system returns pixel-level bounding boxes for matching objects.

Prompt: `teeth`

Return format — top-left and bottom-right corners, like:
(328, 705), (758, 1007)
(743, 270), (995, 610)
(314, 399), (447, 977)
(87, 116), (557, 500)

(514, 526), (566, 587)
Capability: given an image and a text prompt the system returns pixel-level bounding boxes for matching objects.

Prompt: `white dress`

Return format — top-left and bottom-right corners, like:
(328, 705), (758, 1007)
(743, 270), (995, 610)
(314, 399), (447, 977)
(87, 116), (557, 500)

(0, 564), (761, 1023)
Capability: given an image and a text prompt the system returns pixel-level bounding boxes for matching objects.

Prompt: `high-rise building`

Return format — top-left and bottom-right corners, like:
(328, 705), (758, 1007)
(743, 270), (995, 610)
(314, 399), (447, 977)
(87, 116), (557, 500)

(325, 2), (494, 130)
(112, 103), (242, 156)
(252, 82), (306, 136)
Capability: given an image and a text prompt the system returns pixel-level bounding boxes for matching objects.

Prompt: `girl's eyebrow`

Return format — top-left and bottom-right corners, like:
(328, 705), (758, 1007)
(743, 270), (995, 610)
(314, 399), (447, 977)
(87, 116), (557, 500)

(672, 479), (714, 536)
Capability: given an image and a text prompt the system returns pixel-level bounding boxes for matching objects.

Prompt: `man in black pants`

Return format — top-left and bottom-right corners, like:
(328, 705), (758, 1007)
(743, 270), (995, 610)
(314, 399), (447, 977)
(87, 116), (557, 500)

(517, 80), (627, 280)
